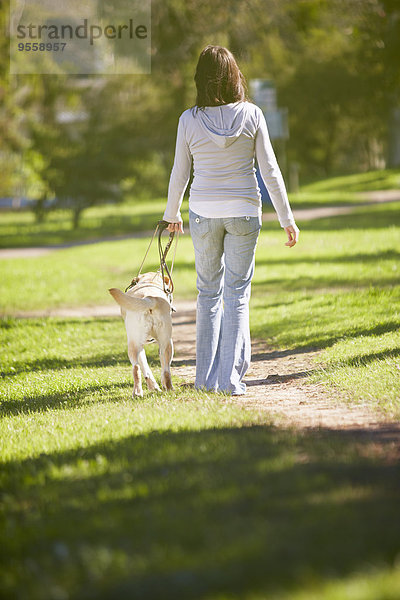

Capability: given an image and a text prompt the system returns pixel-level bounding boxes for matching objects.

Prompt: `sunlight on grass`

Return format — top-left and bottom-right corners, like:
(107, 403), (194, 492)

(1, 189), (400, 598)
(1, 200), (399, 411)
(0, 392), (264, 463)
(310, 331), (400, 415)
(0, 234), (197, 310)
(1, 421), (399, 599)
(278, 565), (400, 600)
(288, 169), (400, 208)
(0, 317), (266, 462)
(1, 169), (399, 248)
(301, 168), (400, 194)
(0, 198), (190, 248)
(249, 211), (400, 415)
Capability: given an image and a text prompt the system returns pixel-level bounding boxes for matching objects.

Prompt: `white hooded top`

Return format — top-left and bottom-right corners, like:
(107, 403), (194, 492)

(163, 101), (295, 228)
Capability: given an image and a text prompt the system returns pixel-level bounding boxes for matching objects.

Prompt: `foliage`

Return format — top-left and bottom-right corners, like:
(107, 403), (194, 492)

(27, 76), (163, 228)
(1, 0), (400, 220)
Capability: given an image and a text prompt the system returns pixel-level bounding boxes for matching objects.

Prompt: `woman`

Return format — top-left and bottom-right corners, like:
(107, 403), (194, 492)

(163, 45), (299, 395)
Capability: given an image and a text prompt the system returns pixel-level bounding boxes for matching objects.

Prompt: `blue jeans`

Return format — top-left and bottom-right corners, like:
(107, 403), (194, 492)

(189, 209), (261, 395)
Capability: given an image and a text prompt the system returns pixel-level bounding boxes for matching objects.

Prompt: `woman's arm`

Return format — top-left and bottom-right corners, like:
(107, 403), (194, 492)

(255, 109), (297, 230)
(163, 114), (192, 228)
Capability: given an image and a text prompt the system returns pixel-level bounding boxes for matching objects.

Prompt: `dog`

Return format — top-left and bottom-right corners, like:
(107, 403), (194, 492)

(109, 271), (174, 397)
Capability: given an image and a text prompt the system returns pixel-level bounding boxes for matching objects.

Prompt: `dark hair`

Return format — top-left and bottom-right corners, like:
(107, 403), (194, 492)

(194, 45), (247, 108)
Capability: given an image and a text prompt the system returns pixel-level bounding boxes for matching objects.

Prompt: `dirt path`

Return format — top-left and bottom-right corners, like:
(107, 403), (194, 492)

(7, 299), (396, 430)
(171, 301), (392, 430)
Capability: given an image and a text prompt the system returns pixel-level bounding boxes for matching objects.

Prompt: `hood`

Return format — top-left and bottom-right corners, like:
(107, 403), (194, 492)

(196, 102), (248, 148)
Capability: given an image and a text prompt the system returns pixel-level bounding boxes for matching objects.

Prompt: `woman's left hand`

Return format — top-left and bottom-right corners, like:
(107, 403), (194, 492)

(166, 221), (184, 234)
(284, 224), (299, 247)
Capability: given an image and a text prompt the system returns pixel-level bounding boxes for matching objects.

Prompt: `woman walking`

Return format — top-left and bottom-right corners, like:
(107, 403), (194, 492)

(163, 45), (299, 395)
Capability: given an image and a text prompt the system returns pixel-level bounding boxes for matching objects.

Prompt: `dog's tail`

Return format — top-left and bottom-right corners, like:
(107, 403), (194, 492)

(108, 288), (156, 312)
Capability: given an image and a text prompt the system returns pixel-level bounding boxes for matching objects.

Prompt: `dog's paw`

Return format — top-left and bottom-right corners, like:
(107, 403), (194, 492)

(145, 377), (161, 392)
(161, 372), (174, 391)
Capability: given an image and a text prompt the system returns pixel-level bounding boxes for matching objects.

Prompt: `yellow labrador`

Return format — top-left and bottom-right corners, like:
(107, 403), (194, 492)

(109, 272), (173, 397)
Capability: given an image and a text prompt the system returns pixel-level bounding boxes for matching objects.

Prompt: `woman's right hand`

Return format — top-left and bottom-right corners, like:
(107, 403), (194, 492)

(167, 221), (184, 234)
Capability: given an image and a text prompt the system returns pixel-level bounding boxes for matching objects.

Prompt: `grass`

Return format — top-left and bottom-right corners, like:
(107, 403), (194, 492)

(309, 332), (400, 415)
(1, 200), (399, 414)
(0, 317), (263, 461)
(0, 199), (189, 249)
(301, 169), (400, 193)
(1, 172), (400, 598)
(1, 331), (400, 600)
(1, 169), (399, 248)
(288, 168), (400, 209)
(250, 204), (400, 415)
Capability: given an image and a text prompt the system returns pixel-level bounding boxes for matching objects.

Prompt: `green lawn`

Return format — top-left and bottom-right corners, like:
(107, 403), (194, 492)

(289, 168), (400, 209)
(1, 169), (399, 248)
(250, 202), (400, 415)
(301, 168), (400, 194)
(1, 200), (399, 414)
(1, 317), (400, 599)
(1, 175), (400, 599)
(1, 416), (400, 600)
(0, 199), (186, 249)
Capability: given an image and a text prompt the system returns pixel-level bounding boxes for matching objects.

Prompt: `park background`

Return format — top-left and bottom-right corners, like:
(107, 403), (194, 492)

(1, 1), (400, 599)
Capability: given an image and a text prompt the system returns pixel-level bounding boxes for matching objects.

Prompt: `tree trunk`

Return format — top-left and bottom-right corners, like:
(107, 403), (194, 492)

(72, 207), (82, 229)
(388, 106), (400, 168)
(33, 196), (47, 223)
(323, 107), (339, 176)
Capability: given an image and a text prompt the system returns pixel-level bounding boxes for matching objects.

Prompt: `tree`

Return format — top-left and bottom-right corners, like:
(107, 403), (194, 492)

(1, 0), (398, 213)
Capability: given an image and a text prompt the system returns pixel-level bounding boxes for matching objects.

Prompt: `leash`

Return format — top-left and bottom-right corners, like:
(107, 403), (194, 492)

(158, 222), (178, 296)
(125, 221), (179, 303)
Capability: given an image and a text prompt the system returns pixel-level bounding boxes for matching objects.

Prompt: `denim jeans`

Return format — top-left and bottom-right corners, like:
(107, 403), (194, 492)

(189, 209), (261, 395)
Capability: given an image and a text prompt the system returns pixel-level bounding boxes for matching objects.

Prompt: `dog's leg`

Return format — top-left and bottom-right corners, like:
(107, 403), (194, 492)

(138, 349), (161, 392)
(128, 341), (143, 397)
(159, 339), (174, 391)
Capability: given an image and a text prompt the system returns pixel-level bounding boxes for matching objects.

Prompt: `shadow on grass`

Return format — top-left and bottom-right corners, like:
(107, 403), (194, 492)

(255, 249), (400, 268)
(1, 352), (130, 378)
(0, 381), (134, 417)
(172, 357), (196, 367)
(251, 319), (400, 353)
(252, 275), (400, 293)
(1, 198), (398, 249)
(0, 209), (165, 249)
(250, 347), (320, 361)
(2, 346), (162, 379)
(326, 347), (400, 369)
(1, 424), (400, 599)
(295, 207), (400, 230)
(0, 315), (160, 375)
